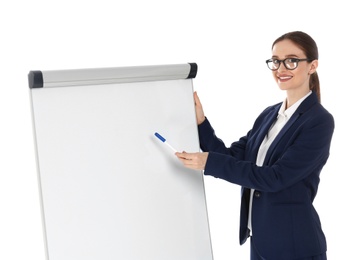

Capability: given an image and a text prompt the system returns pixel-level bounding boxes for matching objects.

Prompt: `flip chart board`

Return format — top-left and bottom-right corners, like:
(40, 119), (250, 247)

(28, 63), (213, 260)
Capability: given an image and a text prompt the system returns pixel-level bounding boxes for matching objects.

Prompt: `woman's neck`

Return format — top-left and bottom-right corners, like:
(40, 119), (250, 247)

(286, 89), (311, 109)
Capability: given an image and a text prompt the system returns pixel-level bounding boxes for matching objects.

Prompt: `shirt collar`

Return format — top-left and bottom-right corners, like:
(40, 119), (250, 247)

(278, 91), (312, 118)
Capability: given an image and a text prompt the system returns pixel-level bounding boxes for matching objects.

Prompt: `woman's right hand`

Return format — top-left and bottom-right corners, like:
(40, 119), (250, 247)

(194, 91), (206, 125)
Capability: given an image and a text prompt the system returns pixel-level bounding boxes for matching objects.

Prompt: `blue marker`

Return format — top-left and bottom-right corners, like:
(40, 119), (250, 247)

(154, 132), (178, 152)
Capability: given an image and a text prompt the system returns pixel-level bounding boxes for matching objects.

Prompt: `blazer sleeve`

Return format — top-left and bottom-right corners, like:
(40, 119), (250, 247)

(198, 117), (249, 161)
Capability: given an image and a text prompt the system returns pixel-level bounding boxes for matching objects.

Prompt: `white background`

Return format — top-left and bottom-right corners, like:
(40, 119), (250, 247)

(1, 1), (358, 259)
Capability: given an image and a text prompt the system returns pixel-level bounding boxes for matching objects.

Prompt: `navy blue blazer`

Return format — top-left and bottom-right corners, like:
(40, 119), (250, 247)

(199, 92), (334, 259)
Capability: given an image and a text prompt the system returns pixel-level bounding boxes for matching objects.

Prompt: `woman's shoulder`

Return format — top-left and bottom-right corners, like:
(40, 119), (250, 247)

(259, 101), (282, 116)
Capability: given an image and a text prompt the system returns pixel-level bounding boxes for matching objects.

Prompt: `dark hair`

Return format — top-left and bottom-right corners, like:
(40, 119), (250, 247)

(272, 31), (320, 102)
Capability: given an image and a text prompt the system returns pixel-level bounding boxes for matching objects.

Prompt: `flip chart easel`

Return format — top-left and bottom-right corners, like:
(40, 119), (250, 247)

(29, 63), (213, 260)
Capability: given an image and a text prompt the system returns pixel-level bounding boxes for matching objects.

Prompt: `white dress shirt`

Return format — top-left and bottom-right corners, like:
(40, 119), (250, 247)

(247, 91), (312, 234)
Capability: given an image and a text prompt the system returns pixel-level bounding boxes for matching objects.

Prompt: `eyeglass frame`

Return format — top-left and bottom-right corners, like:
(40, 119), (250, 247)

(265, 58), (313, 71)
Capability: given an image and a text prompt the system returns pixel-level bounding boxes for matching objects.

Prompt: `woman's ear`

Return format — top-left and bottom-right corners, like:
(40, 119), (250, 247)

(309, 60), (318, 75)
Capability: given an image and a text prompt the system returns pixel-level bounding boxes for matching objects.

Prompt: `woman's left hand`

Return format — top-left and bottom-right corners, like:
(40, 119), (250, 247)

(175, 151), (209, 170)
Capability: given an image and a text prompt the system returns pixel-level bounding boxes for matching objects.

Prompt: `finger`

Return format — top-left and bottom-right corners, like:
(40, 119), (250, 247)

(175, 151), (189, 160)
(194, 91), (201, 106)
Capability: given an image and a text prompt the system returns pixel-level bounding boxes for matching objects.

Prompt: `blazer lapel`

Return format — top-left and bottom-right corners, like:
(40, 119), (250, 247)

(252, 105), (279, 160)
(263, 92), (318, 164)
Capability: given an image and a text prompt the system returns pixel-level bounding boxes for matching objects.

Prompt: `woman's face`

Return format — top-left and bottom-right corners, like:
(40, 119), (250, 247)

(271, 39), (317, 93)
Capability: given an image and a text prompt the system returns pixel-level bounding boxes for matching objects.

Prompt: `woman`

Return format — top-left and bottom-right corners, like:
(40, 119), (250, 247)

(176, 31), (334, 260)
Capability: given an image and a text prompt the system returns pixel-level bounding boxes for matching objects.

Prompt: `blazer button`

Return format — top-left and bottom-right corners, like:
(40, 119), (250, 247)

(254, 191), (261, 198)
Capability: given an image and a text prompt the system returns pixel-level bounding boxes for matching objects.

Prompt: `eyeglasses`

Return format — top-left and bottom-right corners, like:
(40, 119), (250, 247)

(266, 58), (312, 71)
